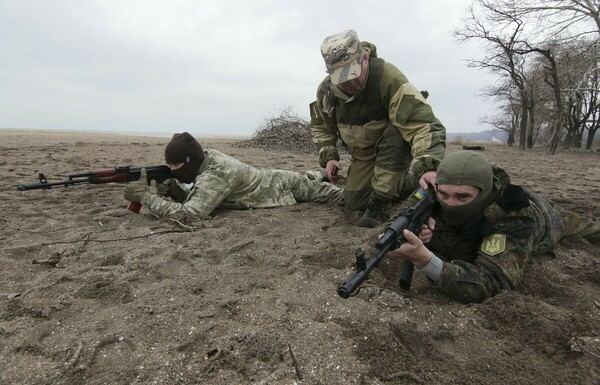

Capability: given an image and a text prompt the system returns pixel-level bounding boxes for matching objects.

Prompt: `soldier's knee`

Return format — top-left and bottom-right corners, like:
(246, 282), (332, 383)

(344, 189), (371, 211)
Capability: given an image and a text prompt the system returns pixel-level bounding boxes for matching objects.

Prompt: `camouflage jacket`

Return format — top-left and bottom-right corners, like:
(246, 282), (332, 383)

(309, 42), (446, 178)
(398, 166), (564, 303)
(141, 149), (343, 218)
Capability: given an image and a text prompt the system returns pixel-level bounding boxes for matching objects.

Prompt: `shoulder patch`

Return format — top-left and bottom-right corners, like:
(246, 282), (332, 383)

(481, 234), (507, 256)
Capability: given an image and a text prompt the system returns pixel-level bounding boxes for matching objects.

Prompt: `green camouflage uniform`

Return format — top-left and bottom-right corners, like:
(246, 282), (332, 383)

(394, 166), (600, 303)
(141, 149), (344, 218)
(310, 42), (446, 210)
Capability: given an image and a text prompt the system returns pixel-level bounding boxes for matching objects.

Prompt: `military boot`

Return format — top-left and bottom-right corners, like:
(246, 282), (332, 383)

(357, 192), (392, 228)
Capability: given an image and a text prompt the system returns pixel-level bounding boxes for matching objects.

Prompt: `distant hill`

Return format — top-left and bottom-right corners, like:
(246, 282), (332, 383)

(447, 130), (507, 143)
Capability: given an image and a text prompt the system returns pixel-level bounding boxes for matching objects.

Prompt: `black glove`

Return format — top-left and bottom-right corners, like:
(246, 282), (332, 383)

(155, 178), (188, 203)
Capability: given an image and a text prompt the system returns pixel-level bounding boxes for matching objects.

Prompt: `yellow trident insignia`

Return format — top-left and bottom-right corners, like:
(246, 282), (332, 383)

(481, 234), (507, 256)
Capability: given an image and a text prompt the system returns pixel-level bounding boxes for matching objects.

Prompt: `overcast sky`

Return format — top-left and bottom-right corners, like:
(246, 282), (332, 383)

(0, 0), (498, 137)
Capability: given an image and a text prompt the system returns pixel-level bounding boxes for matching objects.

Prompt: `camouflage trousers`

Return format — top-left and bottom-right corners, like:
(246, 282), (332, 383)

(529, 192), (600, 251)
(344, 125), (417, 210)
(559, 207), (600, 245)
(292, 170), (344, 204)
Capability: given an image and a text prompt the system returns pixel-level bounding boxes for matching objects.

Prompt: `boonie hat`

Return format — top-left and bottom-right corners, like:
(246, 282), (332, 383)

(320, 29), (365, 85)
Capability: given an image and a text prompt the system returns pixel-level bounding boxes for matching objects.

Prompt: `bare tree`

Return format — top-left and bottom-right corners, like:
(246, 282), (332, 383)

(532, 38), (597, 148)
(564, 40), (600, 148)
(479, 106), (521, 146)
(583, 48), (600, 148)
(511, 0), (600, 39)
(585, 104), (600, 149)
(458, 0), (600, 153)
(518, 44), (564, 154)
(509, 1), (600, 151)
(455, 0), (535, 150)
(479, 80), (524, 146)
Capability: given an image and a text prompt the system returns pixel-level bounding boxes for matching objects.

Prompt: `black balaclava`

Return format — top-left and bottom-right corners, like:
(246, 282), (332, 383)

(436, 151), (494, 227)
(164, 132), (205, 184)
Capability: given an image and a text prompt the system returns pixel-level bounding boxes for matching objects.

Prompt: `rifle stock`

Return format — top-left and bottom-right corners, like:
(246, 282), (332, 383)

(17, 165), (171, 212)
(338, 187), (435, 299)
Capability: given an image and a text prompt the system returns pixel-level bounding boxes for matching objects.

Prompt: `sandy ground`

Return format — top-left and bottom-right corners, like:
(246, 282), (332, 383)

(1, 130), (599, 385)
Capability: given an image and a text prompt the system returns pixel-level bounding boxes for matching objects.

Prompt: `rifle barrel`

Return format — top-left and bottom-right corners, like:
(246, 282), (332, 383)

(16, 165), (171, 191)
(17, 178), (90, 191)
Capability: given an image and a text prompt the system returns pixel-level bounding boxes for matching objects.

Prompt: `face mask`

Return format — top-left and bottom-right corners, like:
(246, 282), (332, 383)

(435, 151), (495, 228)
(170, 161), (200, 184)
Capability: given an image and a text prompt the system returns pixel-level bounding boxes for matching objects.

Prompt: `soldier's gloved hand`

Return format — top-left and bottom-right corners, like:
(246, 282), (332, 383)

(156, 178), (188, 203)
(156, 178), (174, 196)
(123, 168), (150, 203)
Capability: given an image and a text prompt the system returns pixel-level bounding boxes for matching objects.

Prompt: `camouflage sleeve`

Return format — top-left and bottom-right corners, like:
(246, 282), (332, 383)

(431, 230), (534, 303)
(381, 63), (446, 178)
(141, 172), (233, 219)
(310, 80), (340, 168)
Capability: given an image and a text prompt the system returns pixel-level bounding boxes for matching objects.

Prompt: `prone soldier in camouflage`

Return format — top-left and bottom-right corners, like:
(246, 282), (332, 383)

(123, 132), (344, 218)
(387, 151), (600, 303)
(310, 29), (446, 228)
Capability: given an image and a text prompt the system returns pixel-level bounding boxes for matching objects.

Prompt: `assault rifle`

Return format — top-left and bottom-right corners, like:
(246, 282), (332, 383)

(16, 165), (171, 213)
(337, 187), (436, 299)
